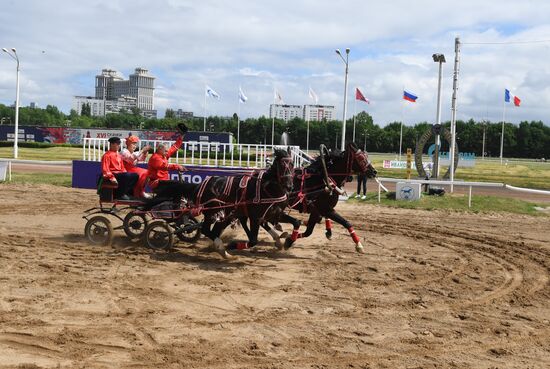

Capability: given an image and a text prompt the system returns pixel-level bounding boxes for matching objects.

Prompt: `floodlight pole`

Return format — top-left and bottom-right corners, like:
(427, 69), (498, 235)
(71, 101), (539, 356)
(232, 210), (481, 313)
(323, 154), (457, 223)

(432, 53), (445, 179)
(335, 48), (350, 150)
(449, 37), (461, 193)
(2, 48), (20, 159)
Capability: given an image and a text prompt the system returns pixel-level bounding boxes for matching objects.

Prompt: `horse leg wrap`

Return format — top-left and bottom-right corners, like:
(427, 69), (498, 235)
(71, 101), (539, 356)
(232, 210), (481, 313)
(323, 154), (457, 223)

(290, 229), (300, 242)
(236, 241), (248, 250)
(325, 219), (333, 230)
(348, 227), (360, 244)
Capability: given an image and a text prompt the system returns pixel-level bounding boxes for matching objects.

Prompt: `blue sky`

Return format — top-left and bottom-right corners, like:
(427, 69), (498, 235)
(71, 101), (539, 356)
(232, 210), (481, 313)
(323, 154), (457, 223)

(1, 0), (550, 126)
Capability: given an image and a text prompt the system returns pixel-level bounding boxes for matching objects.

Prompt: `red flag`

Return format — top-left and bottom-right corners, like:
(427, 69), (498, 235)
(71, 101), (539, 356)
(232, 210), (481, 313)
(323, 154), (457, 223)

(355, 88), (370, 103)
(513, 96), (521, 107)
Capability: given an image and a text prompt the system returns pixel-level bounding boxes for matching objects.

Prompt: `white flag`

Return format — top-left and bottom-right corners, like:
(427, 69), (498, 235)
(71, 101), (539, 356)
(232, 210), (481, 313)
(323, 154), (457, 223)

(274, 88), (283, 103)
(239, 87), (248, 103)
(205, 85), (220, 100)
(308, 86), (319, 104)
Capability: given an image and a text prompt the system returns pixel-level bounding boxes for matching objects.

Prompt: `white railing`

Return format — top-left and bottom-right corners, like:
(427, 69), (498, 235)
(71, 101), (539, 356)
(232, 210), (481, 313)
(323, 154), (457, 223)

(374, 177), (550, 208)
(82, 138), (310, 169)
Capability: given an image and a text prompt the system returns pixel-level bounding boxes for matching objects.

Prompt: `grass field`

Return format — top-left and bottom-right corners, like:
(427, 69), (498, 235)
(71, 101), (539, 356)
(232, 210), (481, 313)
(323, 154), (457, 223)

(348, 191), (549, 216)
(1, 172), (72, 187)
(1, 147), (549, 190)
(0, 146), (82, 161)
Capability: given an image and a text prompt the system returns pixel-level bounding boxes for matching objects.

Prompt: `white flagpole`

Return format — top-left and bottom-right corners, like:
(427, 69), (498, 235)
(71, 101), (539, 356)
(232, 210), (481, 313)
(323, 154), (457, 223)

(500, 97), (506, 165)
(399, 98), (404, 161)
(237, 90), (241, 145)
(203, 85), (207, 131)
(353, 90), (357, 143)
(306, 107), (310, 153)
(272, 90), (275, 146)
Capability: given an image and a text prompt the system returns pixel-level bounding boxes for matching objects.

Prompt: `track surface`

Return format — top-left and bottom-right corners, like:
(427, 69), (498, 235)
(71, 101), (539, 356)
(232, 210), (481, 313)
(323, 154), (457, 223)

(0, 183), (549, 368)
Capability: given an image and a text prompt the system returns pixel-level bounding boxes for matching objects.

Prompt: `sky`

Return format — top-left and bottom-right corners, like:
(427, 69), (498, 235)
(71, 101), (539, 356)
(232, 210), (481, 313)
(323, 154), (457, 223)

(1, 0), (550, 126)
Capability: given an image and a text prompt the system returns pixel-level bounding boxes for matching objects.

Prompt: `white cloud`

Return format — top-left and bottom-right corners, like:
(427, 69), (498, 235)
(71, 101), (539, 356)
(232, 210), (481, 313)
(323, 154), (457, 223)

(0, 0), (549, 125)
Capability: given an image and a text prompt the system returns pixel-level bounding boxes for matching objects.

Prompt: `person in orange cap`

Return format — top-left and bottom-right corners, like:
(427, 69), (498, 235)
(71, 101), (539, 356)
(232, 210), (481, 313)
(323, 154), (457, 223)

(121, 135), (151, 198)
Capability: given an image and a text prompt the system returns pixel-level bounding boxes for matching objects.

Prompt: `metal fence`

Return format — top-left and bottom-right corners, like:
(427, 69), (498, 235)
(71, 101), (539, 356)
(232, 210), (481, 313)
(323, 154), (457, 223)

(82, 138), (311, 169)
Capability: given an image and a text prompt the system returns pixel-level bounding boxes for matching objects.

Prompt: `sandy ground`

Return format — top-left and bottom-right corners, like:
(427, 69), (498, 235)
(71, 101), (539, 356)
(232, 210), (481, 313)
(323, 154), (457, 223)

(0, 183), (549, 369)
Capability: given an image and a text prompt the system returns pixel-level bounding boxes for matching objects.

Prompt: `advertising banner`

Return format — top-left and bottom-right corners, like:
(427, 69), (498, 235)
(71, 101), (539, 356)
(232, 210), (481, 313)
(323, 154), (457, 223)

(72, 160), (253, 190)
(1, 125), (232, 145)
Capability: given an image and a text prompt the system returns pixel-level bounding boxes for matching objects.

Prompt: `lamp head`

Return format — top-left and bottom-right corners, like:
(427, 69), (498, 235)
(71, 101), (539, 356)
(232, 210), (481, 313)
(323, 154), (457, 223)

(432, 53), (446, 63)
(345, 48), (350, 54)
(335, 49), (341, 55)
(11, 48), (16, 53)
(2, 48), (8, 53)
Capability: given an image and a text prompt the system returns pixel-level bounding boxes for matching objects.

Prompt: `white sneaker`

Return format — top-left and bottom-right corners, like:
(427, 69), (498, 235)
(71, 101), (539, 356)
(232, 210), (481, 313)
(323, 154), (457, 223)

(355, 194), (361, 199)
(361, 195), (367, 200)
(142, 192), (153, 199)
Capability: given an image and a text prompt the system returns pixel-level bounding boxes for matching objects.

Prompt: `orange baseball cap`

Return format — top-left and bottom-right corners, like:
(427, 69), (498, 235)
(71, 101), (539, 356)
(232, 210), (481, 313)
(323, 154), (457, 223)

(126, 135), (139, 144)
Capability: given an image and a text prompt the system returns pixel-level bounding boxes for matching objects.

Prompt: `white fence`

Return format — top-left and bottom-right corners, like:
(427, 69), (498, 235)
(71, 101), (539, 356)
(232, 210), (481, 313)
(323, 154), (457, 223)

(375, 177), (550, 208)
(82, 138), (311, 169)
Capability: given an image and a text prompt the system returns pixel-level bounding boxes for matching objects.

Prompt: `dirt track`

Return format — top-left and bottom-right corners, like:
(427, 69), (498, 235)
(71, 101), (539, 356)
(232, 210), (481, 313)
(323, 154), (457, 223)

(0, 183), (549, 368)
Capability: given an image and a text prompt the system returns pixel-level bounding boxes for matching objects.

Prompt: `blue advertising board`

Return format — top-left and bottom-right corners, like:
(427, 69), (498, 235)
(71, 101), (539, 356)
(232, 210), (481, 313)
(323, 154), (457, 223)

(72, 160), (253, 190)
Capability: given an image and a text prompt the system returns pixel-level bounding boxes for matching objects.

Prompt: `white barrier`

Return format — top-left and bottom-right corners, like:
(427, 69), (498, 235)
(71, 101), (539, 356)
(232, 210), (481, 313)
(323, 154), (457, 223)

(375, 177), (550, 208)
(505, 184), (550, 196)
(82, 138), (311, 169)
(375, 177), (503, 208)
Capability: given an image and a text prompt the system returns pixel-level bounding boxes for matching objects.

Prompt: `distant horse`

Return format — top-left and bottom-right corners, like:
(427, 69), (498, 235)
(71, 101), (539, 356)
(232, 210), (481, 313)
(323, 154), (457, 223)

(184, 148), (294, 258)
(267, 142), (377, 253)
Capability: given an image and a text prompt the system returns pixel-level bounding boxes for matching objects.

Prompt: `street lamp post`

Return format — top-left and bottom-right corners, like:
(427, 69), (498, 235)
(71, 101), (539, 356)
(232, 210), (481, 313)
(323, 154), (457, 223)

(2, 48), (20, 159)
(432, 53), (446, 179)
(335, 48), (350, 150)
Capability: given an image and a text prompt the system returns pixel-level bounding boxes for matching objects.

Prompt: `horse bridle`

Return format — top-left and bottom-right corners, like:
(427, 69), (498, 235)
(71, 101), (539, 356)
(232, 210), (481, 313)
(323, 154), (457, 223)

(276, 156), (294, 187)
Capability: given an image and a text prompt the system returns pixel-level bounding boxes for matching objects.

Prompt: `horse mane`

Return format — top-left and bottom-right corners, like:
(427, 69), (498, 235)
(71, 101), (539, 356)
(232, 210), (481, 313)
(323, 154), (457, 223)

(307, 149), (343, 173)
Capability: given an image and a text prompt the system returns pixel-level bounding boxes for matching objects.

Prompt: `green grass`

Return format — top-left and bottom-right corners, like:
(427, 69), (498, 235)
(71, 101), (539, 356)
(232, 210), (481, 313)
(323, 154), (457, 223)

(367, 154), (550, 190)
(0, 146), (82, 161)
(348, 191), (548, 216)
(2, 172), (72, 187)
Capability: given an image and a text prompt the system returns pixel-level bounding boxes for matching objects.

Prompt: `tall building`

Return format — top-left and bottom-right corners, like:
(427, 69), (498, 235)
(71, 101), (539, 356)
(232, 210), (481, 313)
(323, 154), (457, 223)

(73, 96), (105, 117)
(303, 104), (335, 121)
(269, 104), (303, 122)
(74, 67), (157, 118)
(174, 109), (194, 119)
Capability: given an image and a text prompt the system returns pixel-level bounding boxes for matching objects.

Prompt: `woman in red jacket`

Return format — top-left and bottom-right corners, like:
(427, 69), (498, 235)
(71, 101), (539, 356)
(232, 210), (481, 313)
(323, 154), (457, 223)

(121, 135), (151, 198)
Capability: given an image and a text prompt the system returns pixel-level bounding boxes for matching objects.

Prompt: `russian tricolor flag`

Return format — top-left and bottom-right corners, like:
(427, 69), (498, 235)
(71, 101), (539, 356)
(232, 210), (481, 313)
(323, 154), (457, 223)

(403, 90), (418, 103)
(505, 89), (521, 107)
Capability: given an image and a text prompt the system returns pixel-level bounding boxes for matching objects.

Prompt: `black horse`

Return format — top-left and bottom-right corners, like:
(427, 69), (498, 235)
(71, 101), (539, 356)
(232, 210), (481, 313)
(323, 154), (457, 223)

(262, 142), (377, 253)
(182, 148), (294, 258)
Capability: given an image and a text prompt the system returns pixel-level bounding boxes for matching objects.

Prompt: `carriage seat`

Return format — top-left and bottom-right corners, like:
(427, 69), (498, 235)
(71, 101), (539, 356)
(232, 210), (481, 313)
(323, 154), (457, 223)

(95, 176), (118, 202)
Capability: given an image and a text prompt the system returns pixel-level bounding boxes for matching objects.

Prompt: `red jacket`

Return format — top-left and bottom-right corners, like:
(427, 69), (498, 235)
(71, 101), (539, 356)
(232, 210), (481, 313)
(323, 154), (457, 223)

(101, 150), (126, 181)
(147, 137), (183, 188)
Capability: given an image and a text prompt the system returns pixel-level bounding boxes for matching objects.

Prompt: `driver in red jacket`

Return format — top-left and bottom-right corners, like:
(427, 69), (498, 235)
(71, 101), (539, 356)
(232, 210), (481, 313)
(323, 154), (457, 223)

(147, 125), (195, 203)
(147, 136), (184, 189)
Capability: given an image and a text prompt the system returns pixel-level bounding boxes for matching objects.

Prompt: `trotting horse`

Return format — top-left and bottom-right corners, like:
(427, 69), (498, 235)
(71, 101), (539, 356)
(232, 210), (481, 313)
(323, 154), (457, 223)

(184, 148), (294, 258)
(264, 142), (377, 253)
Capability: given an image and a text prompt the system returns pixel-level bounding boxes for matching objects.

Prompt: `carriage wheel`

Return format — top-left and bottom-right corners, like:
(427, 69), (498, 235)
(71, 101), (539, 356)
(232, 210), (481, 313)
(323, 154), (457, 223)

(84, 216), (113, 246)
(145, 220), (174, 250)
(176, 216), (202, 243)
(123, 212), (147, 240)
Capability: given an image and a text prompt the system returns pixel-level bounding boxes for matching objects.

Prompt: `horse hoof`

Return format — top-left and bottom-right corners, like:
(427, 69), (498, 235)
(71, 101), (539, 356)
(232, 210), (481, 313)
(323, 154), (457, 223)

(275, 232), (289, 250)
(325, 231), (332, 240)
(355, 242), (365, 253)
(284, 237), (294, 250)
(274, 223), (283, 232)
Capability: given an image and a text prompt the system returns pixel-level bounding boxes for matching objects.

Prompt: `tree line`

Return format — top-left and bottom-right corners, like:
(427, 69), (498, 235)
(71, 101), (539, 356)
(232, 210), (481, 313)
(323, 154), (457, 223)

(1, 103), (549, 158)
